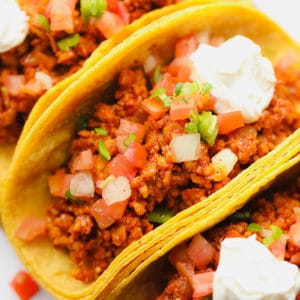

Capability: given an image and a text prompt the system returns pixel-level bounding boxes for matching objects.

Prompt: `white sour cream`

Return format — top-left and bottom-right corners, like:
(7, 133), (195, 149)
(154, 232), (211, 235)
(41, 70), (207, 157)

(189, 35), (276, 123)
(213, 235), (300, 300)
(0, 0), (29, 53)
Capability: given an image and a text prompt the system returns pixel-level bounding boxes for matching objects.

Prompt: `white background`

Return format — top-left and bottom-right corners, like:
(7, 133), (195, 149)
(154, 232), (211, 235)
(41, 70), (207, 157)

(1, 1), (300, 299)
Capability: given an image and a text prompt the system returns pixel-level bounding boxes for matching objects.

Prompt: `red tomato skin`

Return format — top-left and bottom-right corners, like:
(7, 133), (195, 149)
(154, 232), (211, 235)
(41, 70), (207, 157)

(141, 98), (169, 119)
(91, 198), (128, 229)
(70, 149), (94, 172)
(95, 11), (124, 39)
(175, 35), (198, 57)
(108, 0), (130, 24)
(10, 271), (39, 300)
(217, 111), (245, 135)
(154, 72), (177, 96)
(192, 271), (214, 298)
(108, 154), (137, 180)
(269, 237), (286, 260)
(170, 96), (196, 120)
(123, 142), (147, 169)
(15, 217), (46, 241)
(186, 234), (216, 269)
(116, 119), (145, 143)
(48, 171), (71, 198)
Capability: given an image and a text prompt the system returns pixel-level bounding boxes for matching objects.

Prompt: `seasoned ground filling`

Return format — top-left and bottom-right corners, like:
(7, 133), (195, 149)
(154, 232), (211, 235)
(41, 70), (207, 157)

(157, 175), (300, 300)
(46, 51), (300, 283)
(0, 0), (176, 144)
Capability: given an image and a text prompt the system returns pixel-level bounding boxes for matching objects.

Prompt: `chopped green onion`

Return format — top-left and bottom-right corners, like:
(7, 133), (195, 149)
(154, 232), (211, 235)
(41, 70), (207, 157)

(263, 224), (283, 247)
(80, 0), (107, 22)
(36, 14), (50, 33)
(150, 88), (171, 107)
(123, 133), (136, 147)
(148, 209), (174, 224)
(153, 65), (162, 84)
(184, 121), (199, 133)
(57, 33), (81, 51)
(247, 223), (262, 232)
(201, 82), (213, 94)
(198, 111), (218, 146)
(174, 82), (184, 96)
(98, 140), (111, 161)
(76, 115), (89, 131)
(65, 190), (79, 202)
(95, 127), (108, 136)
(181, 81), (201, 96)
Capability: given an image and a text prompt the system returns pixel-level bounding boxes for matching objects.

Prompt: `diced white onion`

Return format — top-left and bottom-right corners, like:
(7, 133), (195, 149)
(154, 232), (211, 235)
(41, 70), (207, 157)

(144, 54), (158, 73)
(211, 148), (238, 176)
(169, 133), (201, 163)
(35, 71), (53, 90)
(102, 176), (131, 205)
(70, 171), (95, 198)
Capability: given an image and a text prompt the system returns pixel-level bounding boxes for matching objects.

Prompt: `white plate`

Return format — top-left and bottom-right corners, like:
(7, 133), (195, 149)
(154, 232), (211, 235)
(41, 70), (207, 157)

(1, 2), (299, 299)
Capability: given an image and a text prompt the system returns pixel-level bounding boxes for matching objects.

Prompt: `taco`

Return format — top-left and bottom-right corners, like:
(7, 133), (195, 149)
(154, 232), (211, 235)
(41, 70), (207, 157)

(2, 2), (300, 300)
(0, 0), (226, 207)
(114, 156), (300, 300)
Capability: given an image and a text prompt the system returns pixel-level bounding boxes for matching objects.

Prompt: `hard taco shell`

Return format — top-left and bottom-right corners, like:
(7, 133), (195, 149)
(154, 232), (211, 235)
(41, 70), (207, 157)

(2, 3), (300, 300)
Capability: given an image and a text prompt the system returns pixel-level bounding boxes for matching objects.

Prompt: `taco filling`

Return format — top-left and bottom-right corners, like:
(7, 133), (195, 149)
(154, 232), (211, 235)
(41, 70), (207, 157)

(156, 173), (300, 300)
(0, 0), (178, 144)
(16, 33), (300, 282)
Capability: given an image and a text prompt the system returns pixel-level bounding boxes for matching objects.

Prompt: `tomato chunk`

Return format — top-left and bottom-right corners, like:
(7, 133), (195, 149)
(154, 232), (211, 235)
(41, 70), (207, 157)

(174, 35), (198, 57)
(108, 153), (137, 180)
(192, 271), (214, 298)
(116, 119), (145, 142)
(123, 142), (147, 169)
(70, 149), (94, 172)
(11, 270), (39, 300)
(186, 234), (216, 269)
(141, 98), (169, 119)
(217, 111), (245, 134)
(15, 216), (46, 241)
(48, 169), (71, 198)
(170, 96), (196, 120)
(91, 198), (128, 229)
(107, 0), (130, 24)
(95, 11), (124, 39)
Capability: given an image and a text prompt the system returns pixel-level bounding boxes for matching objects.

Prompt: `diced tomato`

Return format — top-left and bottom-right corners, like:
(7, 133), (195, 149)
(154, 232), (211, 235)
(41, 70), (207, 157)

(116, 119), (145, 143)
(47, 0), (74, 32)
(174, 35), (198, 57)
(107, 0), (130, 24)
(201, 95), (217, 111)
(186, 234), (216, 269)
(11, 270), (39, 300)
(154, 72), (178, 96)
(290, 252), (300, 265)
(22, 78), (44, 96)
(5, 75), (25, 96)
(168, 243), (190, 267)
(123, 142), (147, 169)
(108, 153), (137, 180)
(269, 237), (286, 260)
(48, 170), (71, 198)
(176, 261), (195, 286)
(141, 97), (169, 119)
(168, 57), (193, 82)
(91, 198), (128, 229)
(289, 223), (300, 247)
(192, 271), (214, 298)
(70, 149), (94, 172)
(15, 217), (46, 241)
(217, 111), (245, 135)
(170, 96), (196, 120)
(95, 11), (124, 39)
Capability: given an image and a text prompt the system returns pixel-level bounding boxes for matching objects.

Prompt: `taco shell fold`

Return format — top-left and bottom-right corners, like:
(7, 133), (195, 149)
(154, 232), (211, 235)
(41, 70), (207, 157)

(2, 3), (300, 300)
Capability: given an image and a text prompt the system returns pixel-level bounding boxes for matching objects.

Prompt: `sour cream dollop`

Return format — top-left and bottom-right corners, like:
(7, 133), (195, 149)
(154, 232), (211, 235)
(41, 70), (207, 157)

(189, 35), (276, 123)
(0, 0), (29, 53)
(213, 235), (300, 300)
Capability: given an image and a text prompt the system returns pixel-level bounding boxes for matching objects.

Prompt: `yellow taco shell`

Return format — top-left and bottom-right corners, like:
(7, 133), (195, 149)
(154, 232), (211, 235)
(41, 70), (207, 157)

(0, 0), (246, 212)
(2, 3), (300, 300)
